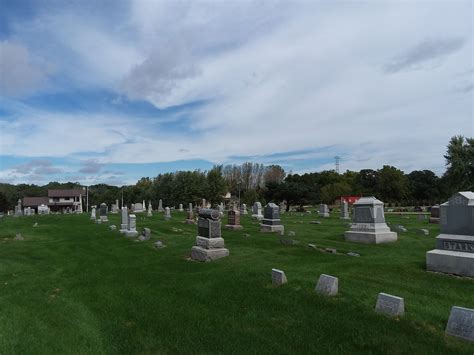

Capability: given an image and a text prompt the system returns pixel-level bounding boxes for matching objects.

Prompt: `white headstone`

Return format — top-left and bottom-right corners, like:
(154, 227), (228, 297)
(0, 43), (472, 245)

(271, 268), (287, 286)
(445, 306), (474, 342)
(315, 274), (338, 296)
(375, 293), (405, 317)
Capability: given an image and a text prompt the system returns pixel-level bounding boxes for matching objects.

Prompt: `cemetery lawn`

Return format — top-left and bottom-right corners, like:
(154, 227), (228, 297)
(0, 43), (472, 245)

(1, 212), (473, 354)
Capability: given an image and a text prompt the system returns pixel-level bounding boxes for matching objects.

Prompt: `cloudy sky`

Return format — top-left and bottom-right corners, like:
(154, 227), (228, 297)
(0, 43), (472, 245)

(0, 0), (472, 186)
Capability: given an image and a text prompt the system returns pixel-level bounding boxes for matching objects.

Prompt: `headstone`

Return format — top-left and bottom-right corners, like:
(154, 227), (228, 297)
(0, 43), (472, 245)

(111, 202), (118, 214)
(271, 268), (287, 286)
(201, 199), (206, 209)
(325, 248), (337, 254)
(225, 209), (243, 230)
(240, 203), (248, 215)
(344, 197), (397, 244)
(279, 202), (286, 214)
(429, 204), (440, 224)
(445, 306), (474, 342)
(190, 208), (229, 262)
(119, 207), (128, 233)
(319, 204), (330, 218)
(90, 206), (96, 221)
(315, 274), (338, 296)
(134, 202), (144, 213)
(426, 191), (474, 277)
(99, 203), (109, 222)
(375, 293), (405, 317)
(260, 203), (284, 234)
(308, 243), (317, 249)
(14, 199), (22, 217)
(164, 207), (171, 220)
(340, 201), (350, 220)
(138, 227), (151, 241)
(125, 214), (138, 237)
(38, 204), (49, 215)
(154, 240), (166, 249)
(252, 202), (263, 220)
(179, 203), (183, 212)
(186, 203), (195, 224)
(33, 222), (38, 227)
(418, 214), (427, 221)
(14, 233), (24, 241)
(393, 225), (407, 233)
(218, 202), (224, 216)
(147, 201), (153, 217)
(109, 225), (116, 231)
(347, 252), (360, 257)
(158, 199), (164, 212)
(310, 221), (321, 225)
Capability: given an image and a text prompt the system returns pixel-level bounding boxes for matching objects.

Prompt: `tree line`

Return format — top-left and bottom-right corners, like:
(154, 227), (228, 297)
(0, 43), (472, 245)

(0, 135), (472, 212)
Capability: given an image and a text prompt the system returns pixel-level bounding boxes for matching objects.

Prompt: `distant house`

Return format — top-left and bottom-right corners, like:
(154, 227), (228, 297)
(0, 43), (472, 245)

(23, 189), (84, 213)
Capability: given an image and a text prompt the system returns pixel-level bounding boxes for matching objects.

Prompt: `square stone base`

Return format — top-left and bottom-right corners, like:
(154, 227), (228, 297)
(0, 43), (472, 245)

(191, 246), (229, 262)
(260, 224), (284, 234)
(196, 236), (225, 249)
(125, 230), (138, 238)
(344, 231), (397, 244)
(426, 249), (474, 277)
(225, 224), (243, 231)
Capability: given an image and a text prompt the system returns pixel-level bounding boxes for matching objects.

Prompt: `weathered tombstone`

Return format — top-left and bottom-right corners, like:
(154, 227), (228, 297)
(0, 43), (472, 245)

(190, 209), (229, 262)
(319, 204), (330, 218)
(38, 204), (49, 215)
(340, 201), (350, 220)
(218, 202), (224, 216)
(138, 227), (151, 241)
(134, 202), (144, 213)
(158, 199), (164, 212)
(125, 214), (138, 237)
(375, 293), (405, 317)
(271, 268), (287, 286)
(186, 203), (195, 224)
(315, 274), (338, 296)
(14, 233), (24, 241)
(179, 203), (183, 212)
(14, 199), (22, 217)
(90, 206), (96, 221)
(252, 202), (263, 220)
(344, 197), (397, 244)
(99, 203), (109, 222)
(147, 201), (153, 217)
(279, 202), (286, 214)
(154, 240), (166, 249)
(445, 306), (474, 342)
(225, 209), (243, 230)
(260, 203), (284, 234)
(429, 204), (440, 224)
(119, 207), (128, 233)
(109, 225), (116, 231)
(240, 203), (248, 215)
(201, 198), (206, 209)
(426, 191), (474, 277)
(164, 207), (171, 220)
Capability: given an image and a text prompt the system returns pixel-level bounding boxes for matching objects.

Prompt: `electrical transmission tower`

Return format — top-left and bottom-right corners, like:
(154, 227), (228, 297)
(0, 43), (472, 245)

(334, 156), (340, 174)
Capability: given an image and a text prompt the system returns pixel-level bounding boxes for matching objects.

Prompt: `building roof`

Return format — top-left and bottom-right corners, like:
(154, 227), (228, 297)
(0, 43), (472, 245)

(48, 189), (83, 197)
(23, 197), (50, 206)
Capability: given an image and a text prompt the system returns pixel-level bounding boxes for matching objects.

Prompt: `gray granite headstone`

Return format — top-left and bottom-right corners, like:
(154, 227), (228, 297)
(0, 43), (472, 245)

(260, 203), (284, 233)
(445, 306), (474, 342)
(375, 293), (405, 317)
(271, 268), (287, 286)
(319, 204), (329, 218)
(340, 201), (350, 220)
(315, 274), (338, 296)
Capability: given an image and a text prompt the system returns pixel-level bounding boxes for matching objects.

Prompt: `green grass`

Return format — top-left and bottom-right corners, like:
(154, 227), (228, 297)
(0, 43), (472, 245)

(0, 211), (473, 354)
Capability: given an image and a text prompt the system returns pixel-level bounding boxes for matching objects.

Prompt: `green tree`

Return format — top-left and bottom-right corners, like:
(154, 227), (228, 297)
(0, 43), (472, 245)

(377, 166), (410, 203)
(407, 170), (440, 203)
(443, 135), (474, 193)
(205, 166), (227, 206)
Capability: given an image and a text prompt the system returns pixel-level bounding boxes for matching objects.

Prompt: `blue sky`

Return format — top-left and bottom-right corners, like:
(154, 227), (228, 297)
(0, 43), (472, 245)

(0, 0), (472, 185)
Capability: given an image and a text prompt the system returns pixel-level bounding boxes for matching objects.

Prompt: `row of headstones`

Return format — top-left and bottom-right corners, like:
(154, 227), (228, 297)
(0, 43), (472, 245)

(271, 269), (473, 342)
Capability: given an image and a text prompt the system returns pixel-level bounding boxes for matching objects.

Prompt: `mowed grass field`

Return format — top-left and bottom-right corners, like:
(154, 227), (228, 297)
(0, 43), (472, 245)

(0, 210), (473, 354)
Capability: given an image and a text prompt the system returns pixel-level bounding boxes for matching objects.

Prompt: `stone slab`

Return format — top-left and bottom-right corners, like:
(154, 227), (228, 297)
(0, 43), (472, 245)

(260, 224), (285, 234)
(426, 249), (474, 277)
(375, 292), (405, 317)
(125, 230), (138, 238)
(271, 268), (287, 286)
(315, 274), (338, 296)
(445, 306), (474, 342)
(196, 236), (225, 249)
(436, 234), (474, 253)
(190, 246), (229, 262)
(344, 231), (397, 244)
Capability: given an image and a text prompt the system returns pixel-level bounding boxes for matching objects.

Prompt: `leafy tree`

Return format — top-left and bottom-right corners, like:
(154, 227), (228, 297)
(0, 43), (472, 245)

(206, 166), (227, 205)
(0, 192), (9, 212)
(407, 170), (440, 203)
(443, 135), (474, 193)
(377, 166), (410, 202)
(320, 182), (352, 204)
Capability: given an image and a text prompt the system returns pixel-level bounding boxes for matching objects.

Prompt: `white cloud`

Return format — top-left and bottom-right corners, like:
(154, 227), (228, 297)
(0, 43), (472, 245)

(0, 41), (53, 96)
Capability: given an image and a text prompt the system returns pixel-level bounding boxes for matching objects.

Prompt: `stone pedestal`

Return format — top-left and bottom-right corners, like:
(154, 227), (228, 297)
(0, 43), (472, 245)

(260, 203), (285, 234)
(319, 204), (330, 218)
(426, 192), (474, 278)
(190, 209), (229, 262)
(344, 197), (397, 244)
